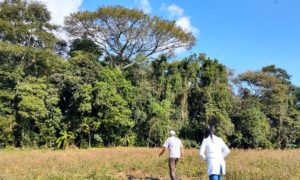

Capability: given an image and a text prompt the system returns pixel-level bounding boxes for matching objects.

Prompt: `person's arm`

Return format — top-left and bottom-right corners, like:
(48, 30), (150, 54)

(221, 139), (230, 158)
(180, 142), (184, 159)
(159, 147), (167, 156)
(159, 139), (169, 157)
(199, 138), (206, 161)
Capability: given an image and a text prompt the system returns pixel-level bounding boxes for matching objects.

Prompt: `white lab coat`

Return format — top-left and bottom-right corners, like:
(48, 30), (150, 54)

(199, 135), (230, 175)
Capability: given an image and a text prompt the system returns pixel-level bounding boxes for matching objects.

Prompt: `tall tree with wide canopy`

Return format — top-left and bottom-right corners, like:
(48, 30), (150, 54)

(65, 6), (196, 69)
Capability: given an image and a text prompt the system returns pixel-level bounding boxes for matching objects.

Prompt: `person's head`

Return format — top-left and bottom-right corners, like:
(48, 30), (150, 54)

(169, 130), (176, 137)
(205, 124), (216, 142)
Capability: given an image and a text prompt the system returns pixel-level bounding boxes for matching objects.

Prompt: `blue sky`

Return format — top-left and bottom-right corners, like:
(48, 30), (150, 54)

(79, 0), (300, 86)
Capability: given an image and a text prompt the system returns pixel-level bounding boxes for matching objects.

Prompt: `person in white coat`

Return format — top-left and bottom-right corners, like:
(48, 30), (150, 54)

(199, 125), (230, 180)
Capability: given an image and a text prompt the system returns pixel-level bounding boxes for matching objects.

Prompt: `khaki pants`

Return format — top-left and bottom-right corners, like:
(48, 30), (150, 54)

(169, 158), (179, 180)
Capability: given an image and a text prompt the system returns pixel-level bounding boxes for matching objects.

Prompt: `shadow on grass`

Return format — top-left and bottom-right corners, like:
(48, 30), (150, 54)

(127, 175), (160, 180)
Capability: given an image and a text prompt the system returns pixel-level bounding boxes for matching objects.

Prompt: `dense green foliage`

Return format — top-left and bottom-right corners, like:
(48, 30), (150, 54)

(0, 0), (299, 149)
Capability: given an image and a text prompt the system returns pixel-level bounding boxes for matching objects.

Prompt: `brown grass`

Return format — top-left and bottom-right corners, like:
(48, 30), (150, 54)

(0, 148), (299, 179)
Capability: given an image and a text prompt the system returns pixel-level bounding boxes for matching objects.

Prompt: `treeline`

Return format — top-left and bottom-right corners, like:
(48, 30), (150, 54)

(0, 0), (299, 149)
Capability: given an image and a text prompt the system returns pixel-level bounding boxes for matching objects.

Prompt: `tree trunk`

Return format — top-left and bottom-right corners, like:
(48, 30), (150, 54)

(89, 133), (91, 148)
(147, 128), (152, 148)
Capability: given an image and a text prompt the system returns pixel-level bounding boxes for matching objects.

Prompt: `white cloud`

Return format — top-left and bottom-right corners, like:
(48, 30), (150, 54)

(176, 16), (199, 35)
(39, 0), (83, 40)
(175, 17), (199, 55)
(135, 0), (152, 14)
(174, 47), (187, 55)
(0, 0), (83, 39)
(160, 4), (199, 35)
(167, 4), (184, 17)
(160, 3), (199, 55)
(0, 0), (83, 26)
(39, 0), (83, 26)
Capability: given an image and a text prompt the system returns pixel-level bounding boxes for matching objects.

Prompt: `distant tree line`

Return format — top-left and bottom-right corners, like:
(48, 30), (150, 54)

(0, 0), (299, 149)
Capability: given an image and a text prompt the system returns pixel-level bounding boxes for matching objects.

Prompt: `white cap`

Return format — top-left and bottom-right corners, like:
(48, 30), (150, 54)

(169, 130), (176, 136)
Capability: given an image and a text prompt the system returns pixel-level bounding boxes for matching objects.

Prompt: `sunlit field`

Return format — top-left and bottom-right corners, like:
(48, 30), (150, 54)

(0, 148), (299, 180)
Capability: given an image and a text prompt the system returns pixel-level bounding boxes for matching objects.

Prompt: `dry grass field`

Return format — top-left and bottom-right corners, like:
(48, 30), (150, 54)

(0, 148), (299, 180)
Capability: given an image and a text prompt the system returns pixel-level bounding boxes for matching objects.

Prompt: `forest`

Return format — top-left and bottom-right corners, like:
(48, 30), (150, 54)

(0, 0), (300, 150)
